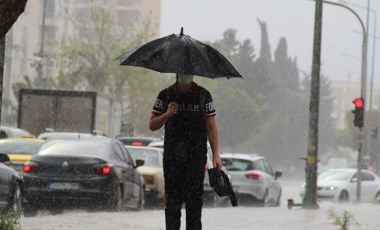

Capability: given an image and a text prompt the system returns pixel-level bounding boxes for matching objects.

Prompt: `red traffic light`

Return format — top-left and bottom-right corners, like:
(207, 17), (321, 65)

(353, 98), (364, 108)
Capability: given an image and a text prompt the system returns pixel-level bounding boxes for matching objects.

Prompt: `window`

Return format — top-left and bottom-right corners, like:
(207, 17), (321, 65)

(254, 160), (267, 173)
(127, 148), (159, 167)
(95, 0), (110, 4)
(362, 172), (375, 181)
(117, 9), (141, 26)
(222, 158), (253, 171)
(45, 0), (56, 18)
(113, 143), (126, 162)
(120, 145), (134, 166)
(75, 8), (91, 22)
(41, 25), (57, 45)
(262, 160), (274, 176)
(119, 0), (141, 7)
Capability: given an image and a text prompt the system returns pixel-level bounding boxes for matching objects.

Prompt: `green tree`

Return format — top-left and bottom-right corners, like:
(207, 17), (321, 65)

(58, 5), (170, 136)
(251, 30), (308, 171)
(205, 30), (261, 151)
(211, 81), (260, 151)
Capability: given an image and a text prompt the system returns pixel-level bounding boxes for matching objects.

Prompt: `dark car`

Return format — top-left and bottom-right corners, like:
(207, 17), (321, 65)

(0, 153), (22, 214)
(22, 136), (145, 216)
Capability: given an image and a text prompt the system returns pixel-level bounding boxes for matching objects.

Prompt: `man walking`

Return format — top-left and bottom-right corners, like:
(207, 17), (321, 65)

(149, 73), (223, 230)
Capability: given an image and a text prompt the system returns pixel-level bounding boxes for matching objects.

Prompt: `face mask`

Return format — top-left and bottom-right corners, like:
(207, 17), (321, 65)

(177, 74), (194, 85)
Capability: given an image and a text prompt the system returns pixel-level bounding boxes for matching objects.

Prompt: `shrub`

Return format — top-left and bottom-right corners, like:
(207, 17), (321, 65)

(0, 211), (21, 230)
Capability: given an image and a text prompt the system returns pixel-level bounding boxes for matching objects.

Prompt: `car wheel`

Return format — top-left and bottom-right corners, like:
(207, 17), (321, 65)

(259, 190), (269, 207)
(9, 183), (22, 214)
(110, 186), (123, 211)
(375, 192), (380, 202)
(23, 203), (38, 217)
(338, 190), (349, 202)
(137, 186), (145, 210)
(275, 190), (282, 207)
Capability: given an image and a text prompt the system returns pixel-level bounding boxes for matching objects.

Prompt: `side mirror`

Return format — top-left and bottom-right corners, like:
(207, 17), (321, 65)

(135, 159), (144, 168)
(0, 153), (10, 163)
(351, 177), (358, 183)
(275, 171), (282, 180)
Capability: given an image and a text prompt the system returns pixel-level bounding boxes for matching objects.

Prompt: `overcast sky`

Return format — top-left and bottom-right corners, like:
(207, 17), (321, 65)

(160, 0), (380, 86)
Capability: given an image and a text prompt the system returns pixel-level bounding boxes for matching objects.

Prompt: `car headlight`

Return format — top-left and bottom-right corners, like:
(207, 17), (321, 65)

(324, 186), (337, 190)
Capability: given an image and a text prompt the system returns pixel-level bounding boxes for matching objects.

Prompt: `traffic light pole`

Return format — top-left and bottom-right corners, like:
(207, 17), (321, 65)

(353, 97), (365, 202)
(319, 0), (368, 204)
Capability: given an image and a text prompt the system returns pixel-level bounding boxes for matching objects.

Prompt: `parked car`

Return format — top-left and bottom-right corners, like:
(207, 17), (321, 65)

(37, 131), (104, 140)
(126, 146), (165, 205)
(118, 136), (160, 146)
(148, 140), (229, 206)
(22, 136), (145, 216)
(0, 126), (32, 139)
(306, 168), (380, 203)
(220, 153), (282, 206)
(0, 153), (22, 214)
(0, 137), (44, 173)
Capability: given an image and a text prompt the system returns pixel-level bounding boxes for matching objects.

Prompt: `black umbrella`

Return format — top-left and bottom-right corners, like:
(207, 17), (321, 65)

(116, 28), (243, 79)
(208, 168), (238, 207)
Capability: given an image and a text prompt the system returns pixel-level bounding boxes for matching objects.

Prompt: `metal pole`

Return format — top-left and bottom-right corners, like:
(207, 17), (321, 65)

(369, 11), (376, 112)
(0, 36), (5, 126)
(372, 13), (380, 175)
(356, 0), (369, 203)
(36, 0), (47, 89)
(304, 0), (323, 209)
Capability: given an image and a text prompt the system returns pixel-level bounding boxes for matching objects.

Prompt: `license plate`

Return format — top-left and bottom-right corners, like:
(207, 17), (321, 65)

(49, 182), (80, 190)
(10, 164), (23, 172)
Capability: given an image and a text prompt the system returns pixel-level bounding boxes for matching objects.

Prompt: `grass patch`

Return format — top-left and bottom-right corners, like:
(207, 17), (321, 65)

(0, 211), (21, 230)
(328, 207), (359, 230)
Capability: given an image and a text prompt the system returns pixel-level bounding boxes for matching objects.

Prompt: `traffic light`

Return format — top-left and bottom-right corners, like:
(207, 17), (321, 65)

(352, 97), (364, 129)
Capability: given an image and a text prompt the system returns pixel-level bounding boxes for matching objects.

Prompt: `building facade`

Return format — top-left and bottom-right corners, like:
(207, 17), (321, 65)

(3, 0), (161, 126)
(329, 80), (379, 130)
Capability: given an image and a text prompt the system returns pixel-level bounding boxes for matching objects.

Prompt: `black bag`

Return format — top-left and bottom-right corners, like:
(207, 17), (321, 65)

(208, 168), (238, 207)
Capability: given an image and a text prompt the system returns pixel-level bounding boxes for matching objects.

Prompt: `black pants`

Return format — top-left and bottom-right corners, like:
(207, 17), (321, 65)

(163, 150), (206, 230)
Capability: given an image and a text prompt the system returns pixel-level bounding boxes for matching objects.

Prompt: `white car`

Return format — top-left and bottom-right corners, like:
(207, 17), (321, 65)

(314, 168), (380, 202)
(220, 153), (282, 206)
(126, 146), (165, 204)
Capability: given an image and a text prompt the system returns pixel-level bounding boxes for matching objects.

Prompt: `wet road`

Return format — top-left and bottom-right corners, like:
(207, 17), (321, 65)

(20, 179), (380, 230)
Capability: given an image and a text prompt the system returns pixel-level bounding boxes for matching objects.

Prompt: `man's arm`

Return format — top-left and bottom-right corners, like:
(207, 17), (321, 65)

(149, 102), (178, 131)
(205, 116), (223, 169)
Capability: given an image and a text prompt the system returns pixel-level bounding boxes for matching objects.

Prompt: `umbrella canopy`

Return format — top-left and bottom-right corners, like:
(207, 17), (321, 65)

(116, 28), (243, 79)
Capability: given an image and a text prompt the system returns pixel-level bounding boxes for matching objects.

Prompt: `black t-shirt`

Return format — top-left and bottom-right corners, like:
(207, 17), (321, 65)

(152, 82), (215, 157)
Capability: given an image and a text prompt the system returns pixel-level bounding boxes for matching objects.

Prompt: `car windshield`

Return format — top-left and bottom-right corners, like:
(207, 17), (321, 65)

(318, 170), (353, 181)
(128, 148), (160, 167)
(38, 141), (107, 158)
(221, 158), (255, 171)
(0, 141), (42, 155)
